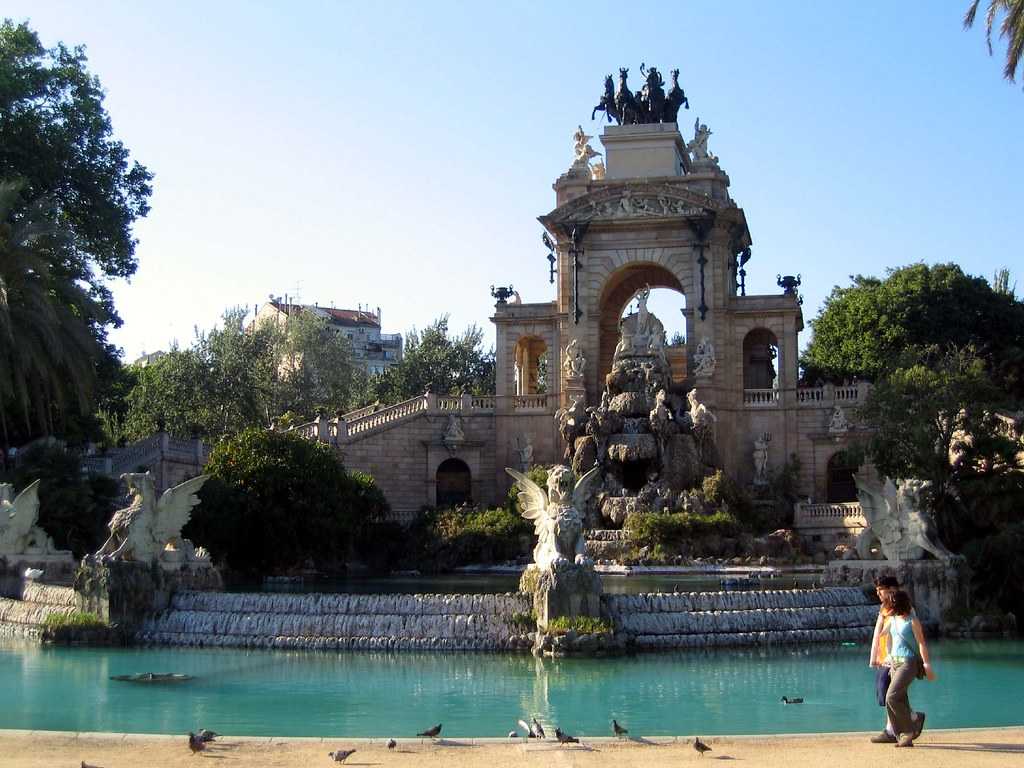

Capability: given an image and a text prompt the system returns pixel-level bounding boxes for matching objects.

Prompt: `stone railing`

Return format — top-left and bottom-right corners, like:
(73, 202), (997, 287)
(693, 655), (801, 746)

(797, 382), (870, 406)
(793, 501), (865, 530)
(79, 433), (209, 489)
(742, 388), (780, 407)
(287, 391), (556, 448)
(512, 394), (552, 411)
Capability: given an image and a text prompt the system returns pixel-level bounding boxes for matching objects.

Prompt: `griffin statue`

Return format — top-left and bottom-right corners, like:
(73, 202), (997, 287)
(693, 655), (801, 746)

(0, 480), (62, 556)
(91, 473), (210, 565)
(506, 465), (602, 571)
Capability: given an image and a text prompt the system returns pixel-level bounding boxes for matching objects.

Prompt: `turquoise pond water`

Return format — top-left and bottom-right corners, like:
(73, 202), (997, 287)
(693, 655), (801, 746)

(3, 639), (1023, 737)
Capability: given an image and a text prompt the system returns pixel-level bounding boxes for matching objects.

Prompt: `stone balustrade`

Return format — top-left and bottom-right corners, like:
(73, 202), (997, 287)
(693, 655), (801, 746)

(742, 388), (780, 407)
(793, 501), (865, 530)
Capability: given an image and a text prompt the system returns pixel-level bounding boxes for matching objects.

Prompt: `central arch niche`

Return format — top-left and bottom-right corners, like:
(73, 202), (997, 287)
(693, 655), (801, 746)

(598, 263), (686, 387)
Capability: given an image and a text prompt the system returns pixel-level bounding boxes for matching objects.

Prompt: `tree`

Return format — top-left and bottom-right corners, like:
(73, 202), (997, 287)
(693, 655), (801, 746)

(0, 181), (105, 443)
(858, 346), (1021, 545)
(364, 317), (495, 404)
(183, 429), (388, 574)
(801, 263), (1024, 398)
(269, 309), (365, 420)
(1, 20), (152, 444)
(0, 20), (152, 299)
(965, 0), (1024, 88)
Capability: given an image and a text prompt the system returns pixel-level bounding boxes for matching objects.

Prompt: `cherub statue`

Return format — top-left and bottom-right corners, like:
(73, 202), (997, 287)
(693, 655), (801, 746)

(91, 472), (209, 565)
(0, 480), (61, 555)
(506, 465), (602, 571)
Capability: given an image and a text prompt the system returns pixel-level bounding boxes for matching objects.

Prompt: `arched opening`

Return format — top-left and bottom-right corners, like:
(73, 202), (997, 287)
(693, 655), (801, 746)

(742, 328), (779, 390)
(436, 458), (472, 508)
(514, 336), (548, 395)
(826, 451), (858, 503)
(599, 264), (686, 387)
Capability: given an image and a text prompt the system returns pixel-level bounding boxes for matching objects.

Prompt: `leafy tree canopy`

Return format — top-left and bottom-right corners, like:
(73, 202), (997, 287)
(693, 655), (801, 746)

(364, 316), (495, 404)
(117, 307), (365, 443)
(801, 263), (1024, 398)
(0, 20), (152, 296)
(184, 428), (388, 575)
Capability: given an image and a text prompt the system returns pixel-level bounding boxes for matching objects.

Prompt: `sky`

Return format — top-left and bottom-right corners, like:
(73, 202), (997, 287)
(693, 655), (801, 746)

(7, 1), (1024, 361)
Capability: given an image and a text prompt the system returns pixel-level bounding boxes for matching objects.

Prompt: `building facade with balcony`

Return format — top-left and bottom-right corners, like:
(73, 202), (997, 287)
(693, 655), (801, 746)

(254, 301), (403, 375)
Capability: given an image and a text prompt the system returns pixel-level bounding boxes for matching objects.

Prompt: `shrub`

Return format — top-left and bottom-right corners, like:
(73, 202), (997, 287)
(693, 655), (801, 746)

(625, 509), (741, 550)
(703, 470), (758, 529)
(546, 615), (613, 635)
(42, 611), (107, 630)
(184, 428), (388, 575)
(509, 611), (536, 632)
(411, 504), (532, 571)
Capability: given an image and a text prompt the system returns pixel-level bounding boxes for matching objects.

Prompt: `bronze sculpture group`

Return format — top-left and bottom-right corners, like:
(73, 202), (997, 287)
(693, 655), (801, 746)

(592, 64), (689, 126)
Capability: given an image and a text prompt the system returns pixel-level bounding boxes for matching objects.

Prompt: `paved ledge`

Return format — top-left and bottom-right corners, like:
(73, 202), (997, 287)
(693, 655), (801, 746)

(2, 727), (1022, 768)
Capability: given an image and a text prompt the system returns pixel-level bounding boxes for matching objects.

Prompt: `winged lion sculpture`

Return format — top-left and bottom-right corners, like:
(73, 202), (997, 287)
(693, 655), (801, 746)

(0, 480), (62, 555)
(506, 465), (602, 571)
(92, 473), (210, 565)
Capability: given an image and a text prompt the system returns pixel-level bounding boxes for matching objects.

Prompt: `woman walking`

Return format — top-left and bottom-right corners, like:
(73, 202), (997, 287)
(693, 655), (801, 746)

(883, 589), (935, 748)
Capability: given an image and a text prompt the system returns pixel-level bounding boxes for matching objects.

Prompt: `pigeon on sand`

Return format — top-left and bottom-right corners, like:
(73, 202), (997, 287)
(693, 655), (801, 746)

(417, 723), (442, 739)
(693, 737), (712, 756)
(328, 749), (356, 762)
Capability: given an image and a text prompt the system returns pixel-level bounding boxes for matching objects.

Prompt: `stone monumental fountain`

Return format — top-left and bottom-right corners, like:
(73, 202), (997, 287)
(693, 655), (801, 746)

(554, 287), (719, 531)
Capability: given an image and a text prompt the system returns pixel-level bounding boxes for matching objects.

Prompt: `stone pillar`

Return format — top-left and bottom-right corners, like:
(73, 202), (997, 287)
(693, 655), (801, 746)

(564, 374), (586, 409)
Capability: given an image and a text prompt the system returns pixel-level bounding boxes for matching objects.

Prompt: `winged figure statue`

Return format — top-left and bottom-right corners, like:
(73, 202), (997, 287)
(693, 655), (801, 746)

(92, 473), (210, 565)
(854, 475), (954, 563)
(0, 480), (60, 555)
(506, 465), (602, 571)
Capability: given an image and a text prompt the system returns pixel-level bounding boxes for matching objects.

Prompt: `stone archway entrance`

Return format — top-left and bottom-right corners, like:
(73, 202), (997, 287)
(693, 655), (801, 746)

(598, 263), (686, 387)
(826, 451), (858, 503)
(436, 458), (472, 508)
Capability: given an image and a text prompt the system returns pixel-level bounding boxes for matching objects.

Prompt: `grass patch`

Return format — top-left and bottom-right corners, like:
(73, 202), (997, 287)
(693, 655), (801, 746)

(545, 615), (613, 635)
(42, 611), (107, 631)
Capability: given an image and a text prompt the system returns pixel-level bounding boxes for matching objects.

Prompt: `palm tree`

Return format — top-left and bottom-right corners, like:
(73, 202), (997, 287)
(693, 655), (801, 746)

(964, 0), (1024, 87)
(0, 180), (101, 445)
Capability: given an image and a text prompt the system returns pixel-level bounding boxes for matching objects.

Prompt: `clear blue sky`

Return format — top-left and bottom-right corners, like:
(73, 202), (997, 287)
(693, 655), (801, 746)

(8, 1), (1023, 360)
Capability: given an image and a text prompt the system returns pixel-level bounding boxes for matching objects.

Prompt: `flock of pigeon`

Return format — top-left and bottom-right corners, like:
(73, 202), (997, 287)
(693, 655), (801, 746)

(83, 705), (813, 763)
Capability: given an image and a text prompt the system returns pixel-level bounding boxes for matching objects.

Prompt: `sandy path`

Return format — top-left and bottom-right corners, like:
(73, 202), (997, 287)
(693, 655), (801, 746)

(1, 728), (1022, 768)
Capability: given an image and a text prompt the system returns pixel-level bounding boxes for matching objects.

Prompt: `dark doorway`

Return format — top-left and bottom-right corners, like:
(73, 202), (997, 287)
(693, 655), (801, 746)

(620, 460), (651, 493)
(436, 458), (472, 508)
(827, 451), (858, 503)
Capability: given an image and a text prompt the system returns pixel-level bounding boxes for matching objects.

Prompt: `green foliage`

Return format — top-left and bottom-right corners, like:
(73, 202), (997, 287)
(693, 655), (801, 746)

(1, 20), (151, 444)
(801, 263), (1024, 398)
(506, 465), (550, 514)
(625, 509), (742, 550)
(363, 317), (495, 404)
(702, 470), (757, 528)
(545, 615), (613, 635)
(0, 442), (119, 557)
(120, 307), (366, 441)
(962, 522), (1024, 619)
(509, 611), (537, 632)
(964, 1), (1024, 88)
(409, 505), (531, 571)
(183, 428), (388, 575)
(42, 611), (106, 630)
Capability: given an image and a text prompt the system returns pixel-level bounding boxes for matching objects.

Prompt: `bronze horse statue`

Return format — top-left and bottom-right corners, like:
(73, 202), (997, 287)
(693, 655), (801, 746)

(663, 68), (689, 123)
(615, 68), (640, 125)
(592, 74), (620, 124)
